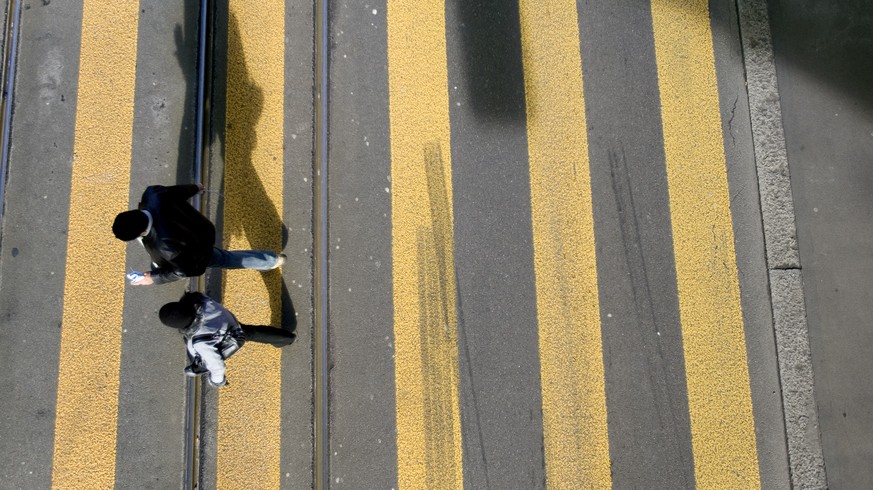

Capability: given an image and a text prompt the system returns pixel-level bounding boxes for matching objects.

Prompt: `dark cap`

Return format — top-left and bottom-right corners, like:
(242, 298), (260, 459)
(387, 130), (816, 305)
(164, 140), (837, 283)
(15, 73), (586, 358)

(159, 302), (196, 329)
(112, 210), (149, 241)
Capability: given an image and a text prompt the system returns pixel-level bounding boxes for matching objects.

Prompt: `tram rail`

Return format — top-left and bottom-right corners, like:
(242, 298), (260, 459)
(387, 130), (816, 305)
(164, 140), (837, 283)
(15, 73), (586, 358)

(0, 0), (22, 239)
(184, 0), (327, 487)
(184, 0), (212, 488)
(314, 0), (330, 486)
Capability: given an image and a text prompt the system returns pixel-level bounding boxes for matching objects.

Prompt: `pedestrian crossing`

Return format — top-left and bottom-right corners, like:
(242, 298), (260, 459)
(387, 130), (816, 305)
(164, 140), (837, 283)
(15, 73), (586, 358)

(386, 1), (463, 488)
(650, 0), (759, 486)
(518, 0), (610, 486)
(216, 2), (287, 488)
(51, 2), (139, 488)
(0, 0), (788, 488)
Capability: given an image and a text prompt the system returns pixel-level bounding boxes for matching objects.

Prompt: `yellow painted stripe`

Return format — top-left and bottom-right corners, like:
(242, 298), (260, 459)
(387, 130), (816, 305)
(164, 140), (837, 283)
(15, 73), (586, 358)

(518, 1), (611, 487)
(650, 0), (760, 487)
(386, 1), (463, 488)
(51, 2), (139, 488)
(217, 2), (285, 488)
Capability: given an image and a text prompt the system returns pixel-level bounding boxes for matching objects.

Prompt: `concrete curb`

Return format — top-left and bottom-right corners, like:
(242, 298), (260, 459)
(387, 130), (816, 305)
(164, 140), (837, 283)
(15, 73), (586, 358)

(735, 0), (827, 487)
(770, 270), (827, 488)
(736, 0), (798, 270)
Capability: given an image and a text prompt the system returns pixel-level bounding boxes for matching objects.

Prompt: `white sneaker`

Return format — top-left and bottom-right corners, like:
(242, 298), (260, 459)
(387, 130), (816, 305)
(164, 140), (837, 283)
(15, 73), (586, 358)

(269, 253), (286, 270)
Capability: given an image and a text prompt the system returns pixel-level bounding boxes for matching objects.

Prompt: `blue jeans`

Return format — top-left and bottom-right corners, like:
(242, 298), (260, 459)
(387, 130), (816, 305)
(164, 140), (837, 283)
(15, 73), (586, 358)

(208, 247), (279, 271)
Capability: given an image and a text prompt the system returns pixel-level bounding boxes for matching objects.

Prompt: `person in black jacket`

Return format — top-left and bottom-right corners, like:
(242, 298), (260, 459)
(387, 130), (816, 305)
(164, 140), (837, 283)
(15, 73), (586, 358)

(112, 184), (285, 285)
(159, 291), (296, 387)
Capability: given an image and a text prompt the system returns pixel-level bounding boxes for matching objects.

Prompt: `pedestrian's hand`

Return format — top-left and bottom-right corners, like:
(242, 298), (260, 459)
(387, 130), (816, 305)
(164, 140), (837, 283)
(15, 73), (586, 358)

(197, 183), (206, 193)
(132, 272), (154, 286)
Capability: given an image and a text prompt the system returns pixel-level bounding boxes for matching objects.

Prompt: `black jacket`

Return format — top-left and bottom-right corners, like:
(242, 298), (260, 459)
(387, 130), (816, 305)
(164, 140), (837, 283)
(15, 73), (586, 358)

(139, 185), (215, 283)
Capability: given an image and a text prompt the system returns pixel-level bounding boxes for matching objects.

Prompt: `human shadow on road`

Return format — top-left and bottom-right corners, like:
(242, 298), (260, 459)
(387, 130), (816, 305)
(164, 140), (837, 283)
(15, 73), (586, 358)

(173, 0), (200, 186)
(179, 0), (296, 332)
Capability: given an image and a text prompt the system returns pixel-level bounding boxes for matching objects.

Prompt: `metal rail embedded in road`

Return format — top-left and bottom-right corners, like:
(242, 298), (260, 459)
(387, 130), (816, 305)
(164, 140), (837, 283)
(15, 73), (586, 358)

(182, 1), (326, 487)
(184, 0), (212, 488)
(0, 0), (22, 238)
(314, 0), (330, 487)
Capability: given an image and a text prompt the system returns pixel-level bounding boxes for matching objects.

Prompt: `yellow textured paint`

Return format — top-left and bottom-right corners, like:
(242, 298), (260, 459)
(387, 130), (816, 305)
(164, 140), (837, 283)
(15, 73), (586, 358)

(386, 1), (463, 488)
(51, 2), (139, 488)
(217, 2), (285, 489)
(650, 0), (760, 487)
(518, 0), (611, 487)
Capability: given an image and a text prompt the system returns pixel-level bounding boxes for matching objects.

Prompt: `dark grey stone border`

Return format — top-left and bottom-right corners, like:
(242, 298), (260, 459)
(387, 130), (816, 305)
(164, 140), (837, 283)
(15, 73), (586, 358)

(735, 0), (827, 487)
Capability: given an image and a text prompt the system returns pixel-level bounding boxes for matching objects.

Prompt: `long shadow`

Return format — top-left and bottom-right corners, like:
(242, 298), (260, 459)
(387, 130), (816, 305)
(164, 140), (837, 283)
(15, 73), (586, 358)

(763, 0), (873, 114)
(174, 0), (200, 185)
(451, 0), (527, 124)
(451, 0), (873, 125)
(655, 0), (873, 119)
(185, 0), (296, 332)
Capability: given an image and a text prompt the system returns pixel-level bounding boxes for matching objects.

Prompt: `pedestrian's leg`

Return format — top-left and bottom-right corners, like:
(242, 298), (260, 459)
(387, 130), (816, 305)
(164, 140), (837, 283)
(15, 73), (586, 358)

(208, 247), (282, 270)
(240, 324), (296, 347)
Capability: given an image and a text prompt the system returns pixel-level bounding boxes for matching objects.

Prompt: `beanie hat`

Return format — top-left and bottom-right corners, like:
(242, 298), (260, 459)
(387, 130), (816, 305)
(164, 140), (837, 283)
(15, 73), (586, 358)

(159, 302), (196, 329)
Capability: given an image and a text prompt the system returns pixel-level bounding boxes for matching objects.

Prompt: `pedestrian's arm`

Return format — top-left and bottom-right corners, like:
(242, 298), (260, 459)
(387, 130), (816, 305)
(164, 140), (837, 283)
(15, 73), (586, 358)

(165, 184), (204, 201)
(132, 239), (186, 286)
(139, 268), (186, 286)
(193, 342), (227, 387)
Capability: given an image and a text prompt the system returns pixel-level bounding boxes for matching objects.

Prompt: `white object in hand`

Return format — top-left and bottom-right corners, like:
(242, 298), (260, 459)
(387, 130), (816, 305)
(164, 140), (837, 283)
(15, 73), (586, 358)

(126, 271), (145, 285)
